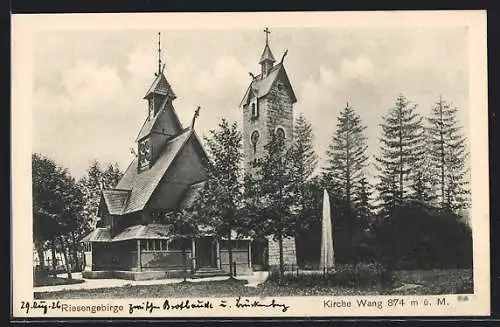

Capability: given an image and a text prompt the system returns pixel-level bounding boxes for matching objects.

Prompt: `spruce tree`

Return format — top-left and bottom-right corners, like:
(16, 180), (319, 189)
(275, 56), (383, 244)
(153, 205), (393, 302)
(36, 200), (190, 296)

(78, 161), (123, 230)
(291, 113), (318, 183)
(427, 96), (469, 212)
(289, 113), (318, 226)
(244, 132), (296, 281)
(353, 174), (374, 226)
(187, 119), (244, 277)
(375, 94), (426, 213)
(323, 102), (369, 214)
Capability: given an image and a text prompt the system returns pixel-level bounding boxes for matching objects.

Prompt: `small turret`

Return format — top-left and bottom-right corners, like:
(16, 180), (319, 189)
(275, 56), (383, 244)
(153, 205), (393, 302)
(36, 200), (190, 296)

(259, 27), (276, 77)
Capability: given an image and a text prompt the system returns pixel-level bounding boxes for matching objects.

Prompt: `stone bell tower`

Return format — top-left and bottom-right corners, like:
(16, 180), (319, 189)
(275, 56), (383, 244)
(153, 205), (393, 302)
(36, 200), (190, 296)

(239, 28), (297, 269)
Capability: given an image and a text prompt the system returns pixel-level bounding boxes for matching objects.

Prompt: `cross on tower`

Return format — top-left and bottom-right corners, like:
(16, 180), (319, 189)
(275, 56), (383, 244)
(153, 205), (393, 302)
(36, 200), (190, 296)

(264, 27), (271, 44)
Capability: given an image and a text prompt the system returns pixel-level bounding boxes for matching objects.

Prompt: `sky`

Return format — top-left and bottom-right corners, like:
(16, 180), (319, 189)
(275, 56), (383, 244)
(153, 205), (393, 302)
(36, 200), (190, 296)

(32, 27), (469, 180)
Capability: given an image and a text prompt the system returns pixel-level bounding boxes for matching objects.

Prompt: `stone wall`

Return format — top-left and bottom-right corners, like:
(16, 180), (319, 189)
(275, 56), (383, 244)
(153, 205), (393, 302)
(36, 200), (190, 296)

(220, 249), (252, 276)
(242, 72), (295, 175)
(267, 235), (297, 267)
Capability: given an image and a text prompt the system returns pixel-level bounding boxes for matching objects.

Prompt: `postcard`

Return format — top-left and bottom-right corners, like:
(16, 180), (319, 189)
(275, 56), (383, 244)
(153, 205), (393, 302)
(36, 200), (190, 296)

(11, 10), (489, 318)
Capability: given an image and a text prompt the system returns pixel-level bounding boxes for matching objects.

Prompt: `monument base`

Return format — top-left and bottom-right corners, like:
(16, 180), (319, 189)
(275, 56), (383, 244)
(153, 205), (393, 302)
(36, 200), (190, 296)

(267, 235), (297, 269)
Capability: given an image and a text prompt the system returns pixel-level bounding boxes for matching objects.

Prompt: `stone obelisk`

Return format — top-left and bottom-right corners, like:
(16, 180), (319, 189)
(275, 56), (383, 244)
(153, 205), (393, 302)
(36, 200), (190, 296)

(320, 189), (335, 271)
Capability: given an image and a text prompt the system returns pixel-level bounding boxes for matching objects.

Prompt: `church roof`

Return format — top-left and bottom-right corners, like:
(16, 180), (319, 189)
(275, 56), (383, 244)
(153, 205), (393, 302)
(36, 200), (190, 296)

(113, 128), (197, 214)
(112, 224), (174, 241)
(135, 108), (164, 142)
(259, 43), (276, 64)
(143, 72), (176, 100)
(80, 228), (112, 243)
(101, 189), (130, 215)
(135, 98), (183, 142)
(239, 63), (297, 107)
(178, 180), (206, 209)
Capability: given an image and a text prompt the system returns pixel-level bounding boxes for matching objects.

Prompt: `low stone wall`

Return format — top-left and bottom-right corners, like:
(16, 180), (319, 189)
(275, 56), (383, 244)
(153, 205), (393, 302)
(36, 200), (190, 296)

(267, 236), (297, 267)
(82, 270), (114, 279)
(220, 249), (252, 276)
(83, 270), (187, 280)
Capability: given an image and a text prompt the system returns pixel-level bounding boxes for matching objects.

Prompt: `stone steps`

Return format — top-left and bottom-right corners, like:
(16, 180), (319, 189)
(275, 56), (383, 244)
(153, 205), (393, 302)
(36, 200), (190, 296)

(192, 267), (228, 279)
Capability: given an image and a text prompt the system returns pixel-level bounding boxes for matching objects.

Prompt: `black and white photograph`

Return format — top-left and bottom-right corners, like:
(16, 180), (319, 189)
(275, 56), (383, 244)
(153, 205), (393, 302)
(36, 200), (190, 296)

(12, 11), (489, 317)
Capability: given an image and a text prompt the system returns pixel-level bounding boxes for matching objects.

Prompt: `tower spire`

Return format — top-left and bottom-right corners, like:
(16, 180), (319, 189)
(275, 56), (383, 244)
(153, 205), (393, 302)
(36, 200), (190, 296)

(157, 32), (162, 75)
(264, 27), (271, 45)
(259, 28), (275, 77)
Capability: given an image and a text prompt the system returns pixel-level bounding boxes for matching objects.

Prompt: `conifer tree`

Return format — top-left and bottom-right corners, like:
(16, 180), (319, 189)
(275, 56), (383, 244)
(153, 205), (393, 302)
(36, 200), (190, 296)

(353, 175), (374, 226)
(187, 119), (244, 277)
(323, 102), (369, 214)
(289, 113), (318, 228)
(244, 132), (296, 281)
(375, 94), (426, 213)
(427, 96), (469, 212)
(78, 161), (123, 230)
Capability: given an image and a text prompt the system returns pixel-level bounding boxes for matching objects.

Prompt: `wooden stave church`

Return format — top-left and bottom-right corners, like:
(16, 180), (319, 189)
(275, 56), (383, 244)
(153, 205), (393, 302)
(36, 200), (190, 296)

(81, 30), (298, 280)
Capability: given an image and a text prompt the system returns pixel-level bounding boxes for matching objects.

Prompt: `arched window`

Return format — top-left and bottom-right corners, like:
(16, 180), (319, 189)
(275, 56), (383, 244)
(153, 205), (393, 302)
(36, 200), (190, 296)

(251, 130), (260, 153)
(275, 127), (285, 141)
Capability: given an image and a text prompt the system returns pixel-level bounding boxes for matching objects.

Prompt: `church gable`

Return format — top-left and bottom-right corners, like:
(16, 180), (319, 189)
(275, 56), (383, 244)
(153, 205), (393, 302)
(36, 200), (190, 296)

(239, 64), (297, 108)
(113, 129), (193, 214)
(136, 99), (184, 142)
(147, 135), (207, 210)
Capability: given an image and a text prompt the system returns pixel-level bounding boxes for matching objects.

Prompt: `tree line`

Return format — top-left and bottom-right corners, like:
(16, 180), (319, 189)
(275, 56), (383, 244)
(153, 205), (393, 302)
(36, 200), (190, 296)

(32, 157), (123, 279)
(32, 93), (472, 281)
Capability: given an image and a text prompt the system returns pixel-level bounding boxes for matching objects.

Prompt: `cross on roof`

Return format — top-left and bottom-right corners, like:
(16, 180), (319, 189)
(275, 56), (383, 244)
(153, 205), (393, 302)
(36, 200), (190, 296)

(264, 27), (271, 44)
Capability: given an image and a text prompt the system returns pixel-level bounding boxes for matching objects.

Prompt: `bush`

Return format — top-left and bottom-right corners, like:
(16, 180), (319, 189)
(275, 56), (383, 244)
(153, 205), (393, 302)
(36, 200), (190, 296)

(372, 202), (473, 270)
(267, 263), (385, 288)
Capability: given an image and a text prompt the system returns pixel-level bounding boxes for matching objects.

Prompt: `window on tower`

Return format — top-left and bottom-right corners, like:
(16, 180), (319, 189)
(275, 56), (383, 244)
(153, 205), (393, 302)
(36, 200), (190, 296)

(275, 127), (285, 141)
(251, 101), (259, 119)
(148, 100), (154, 119)
(138, 138), (152, 170)
(251, 130), (260, 153)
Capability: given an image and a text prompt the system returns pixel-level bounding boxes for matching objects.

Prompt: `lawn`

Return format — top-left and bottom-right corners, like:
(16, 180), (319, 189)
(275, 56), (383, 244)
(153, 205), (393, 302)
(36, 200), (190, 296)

(34, 276), (85, 287)
(34, 269), (473, 299)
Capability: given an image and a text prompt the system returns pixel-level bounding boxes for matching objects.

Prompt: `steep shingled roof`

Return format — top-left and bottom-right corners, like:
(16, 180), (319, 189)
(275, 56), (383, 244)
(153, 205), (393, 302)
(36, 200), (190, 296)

(114, 129), (194, 214)
(259, 43), (276, 64)
(135, 98), (184, 142)
(239, 63), (297, 107)
(178, 180), (206, 209)
(112, 224), (173, 241)
(135, 108), (164, 142)
(143, 72), (176, 100)
(80, 228), (112, 242)
(101, 189), (130, 215)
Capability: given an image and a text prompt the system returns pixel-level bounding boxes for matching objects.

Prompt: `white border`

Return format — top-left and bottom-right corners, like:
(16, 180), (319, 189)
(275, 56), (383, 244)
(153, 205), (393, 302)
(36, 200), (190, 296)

(11, 10), (489, 318)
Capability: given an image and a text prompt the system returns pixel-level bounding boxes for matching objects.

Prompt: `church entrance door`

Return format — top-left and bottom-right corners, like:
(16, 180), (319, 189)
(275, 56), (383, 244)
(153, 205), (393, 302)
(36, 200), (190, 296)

(196, 237), (217, 268)
(251, 237), (269, 271)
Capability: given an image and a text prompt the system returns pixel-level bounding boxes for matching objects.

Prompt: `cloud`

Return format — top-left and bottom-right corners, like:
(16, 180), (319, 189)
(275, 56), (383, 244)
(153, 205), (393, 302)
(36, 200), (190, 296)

(31, 28), (469, 181)
(60, 60), (123, 111)
(34, 87), (73, 115)
(340, 56), (375, 80)
(125, 45), (153, 80)
(193, 55), (247, 94)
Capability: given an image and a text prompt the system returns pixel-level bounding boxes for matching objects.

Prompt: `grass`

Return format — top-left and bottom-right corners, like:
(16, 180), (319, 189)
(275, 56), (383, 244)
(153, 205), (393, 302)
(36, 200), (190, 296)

(388, 269), (473, 295)
(34, 276), (85, 287)
(34, 268), (473, 299)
